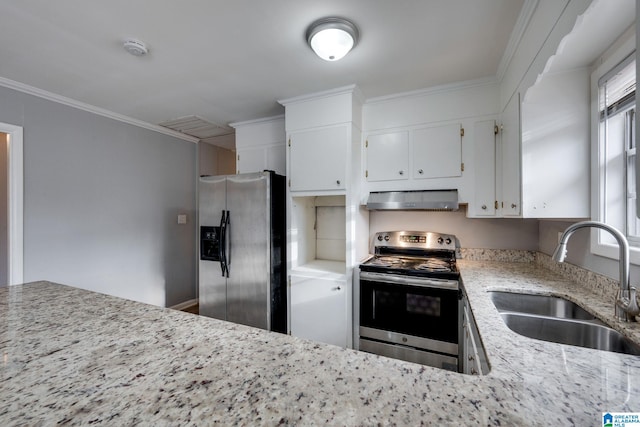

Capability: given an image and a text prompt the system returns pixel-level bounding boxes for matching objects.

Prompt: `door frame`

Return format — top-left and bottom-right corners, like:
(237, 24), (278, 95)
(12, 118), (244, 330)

(0, 123), (23, 285)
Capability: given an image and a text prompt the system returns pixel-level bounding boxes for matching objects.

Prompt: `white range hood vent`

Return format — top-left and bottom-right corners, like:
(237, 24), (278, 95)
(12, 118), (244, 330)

(158, 115), (232, 139)
(366, 190), (459, 211)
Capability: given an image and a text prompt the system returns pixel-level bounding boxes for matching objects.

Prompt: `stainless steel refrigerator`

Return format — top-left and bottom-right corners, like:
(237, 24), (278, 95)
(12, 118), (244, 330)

(198, 171), (286, 333)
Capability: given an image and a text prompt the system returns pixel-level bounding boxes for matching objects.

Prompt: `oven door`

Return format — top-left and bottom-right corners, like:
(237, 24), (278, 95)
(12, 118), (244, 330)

(359, 271), (461, 353)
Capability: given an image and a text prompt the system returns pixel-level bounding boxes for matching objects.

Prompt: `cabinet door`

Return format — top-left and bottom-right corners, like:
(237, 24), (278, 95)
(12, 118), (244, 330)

(365, 132), (409, 181)
(289, 126), (347, 192)
(412, 124), (462, 179)
(236, 147), (265, 174)
(500, 93), (521, 216)
(473, 121), (497, 216)
(290, 275), (347, 348)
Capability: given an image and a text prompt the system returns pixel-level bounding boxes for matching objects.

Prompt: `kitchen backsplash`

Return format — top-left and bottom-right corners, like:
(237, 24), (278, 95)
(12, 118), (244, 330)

(459, 248), (535, 263)
(459, 248), (620, 300)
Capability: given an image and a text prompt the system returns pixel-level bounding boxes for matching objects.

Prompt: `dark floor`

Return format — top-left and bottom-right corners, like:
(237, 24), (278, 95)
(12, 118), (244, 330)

(181, 303), (199, 315)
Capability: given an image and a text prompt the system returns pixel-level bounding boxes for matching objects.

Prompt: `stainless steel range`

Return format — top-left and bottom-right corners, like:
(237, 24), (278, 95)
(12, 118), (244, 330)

(358, 231), (462, 371)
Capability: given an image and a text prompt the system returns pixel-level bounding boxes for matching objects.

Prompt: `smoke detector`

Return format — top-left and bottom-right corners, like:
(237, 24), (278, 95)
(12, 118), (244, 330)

(123, 39), (148, 56)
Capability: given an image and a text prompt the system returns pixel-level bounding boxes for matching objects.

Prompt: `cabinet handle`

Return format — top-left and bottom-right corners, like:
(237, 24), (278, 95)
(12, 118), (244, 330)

(336, 180), (341, 185)
(481, 205), (487, 210)
(511, 203), (517, 209)
(399, 170), (404, 176)
(418, 169), (424, 175)
(332, 286), (341, 291)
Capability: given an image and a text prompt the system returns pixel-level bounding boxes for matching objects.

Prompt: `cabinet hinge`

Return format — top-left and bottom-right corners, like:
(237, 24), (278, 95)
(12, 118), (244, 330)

(237, 154), (240, 161)
(288, 179), (291, 187)
(365, 170), (368, 178)
(461, 163), (465, 172)
(460, 127), (465, 137)
(494, 125), (499, 135)
(365, 140), (368, 148)
(288, 138), (291, 147)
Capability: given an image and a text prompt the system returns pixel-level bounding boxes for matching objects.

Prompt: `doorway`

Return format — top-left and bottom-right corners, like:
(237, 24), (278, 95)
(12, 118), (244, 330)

(0, 123), (23, 286)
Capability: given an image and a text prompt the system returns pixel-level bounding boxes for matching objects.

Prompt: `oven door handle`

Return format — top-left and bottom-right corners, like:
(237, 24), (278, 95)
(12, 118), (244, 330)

(359, 271), (459, 291)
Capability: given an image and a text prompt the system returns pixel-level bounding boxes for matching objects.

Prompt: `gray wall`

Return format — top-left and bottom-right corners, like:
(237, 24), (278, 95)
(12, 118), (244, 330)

(0, 85), (196, 307)
(0, 133), (6, 286)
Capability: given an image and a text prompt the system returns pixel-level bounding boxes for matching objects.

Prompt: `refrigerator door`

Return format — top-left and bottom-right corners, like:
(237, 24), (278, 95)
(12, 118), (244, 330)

(198, 175), (228, 320)
(226, 172), (271, 330)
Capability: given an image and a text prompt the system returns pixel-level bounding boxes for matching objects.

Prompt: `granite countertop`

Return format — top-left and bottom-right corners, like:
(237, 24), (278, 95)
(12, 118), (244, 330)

(1, 260), (639, 426)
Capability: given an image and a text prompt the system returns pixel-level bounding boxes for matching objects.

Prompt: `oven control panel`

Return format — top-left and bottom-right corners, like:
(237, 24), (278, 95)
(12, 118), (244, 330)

(372, 231), (457, 251)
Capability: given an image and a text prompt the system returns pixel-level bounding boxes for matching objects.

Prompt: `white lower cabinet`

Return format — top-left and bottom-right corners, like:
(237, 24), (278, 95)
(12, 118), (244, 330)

(290, 274), (348, 348)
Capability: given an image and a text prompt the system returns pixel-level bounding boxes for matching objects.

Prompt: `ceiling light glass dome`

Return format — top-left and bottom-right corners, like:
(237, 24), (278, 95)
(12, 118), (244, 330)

(306, 17), (359, 61)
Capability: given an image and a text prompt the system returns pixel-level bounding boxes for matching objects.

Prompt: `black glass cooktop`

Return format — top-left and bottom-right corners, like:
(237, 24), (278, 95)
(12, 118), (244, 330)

(360, 254), (459, 279)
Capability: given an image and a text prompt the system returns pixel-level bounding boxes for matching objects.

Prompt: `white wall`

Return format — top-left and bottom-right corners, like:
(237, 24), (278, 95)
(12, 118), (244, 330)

(0, 85), (196, 307)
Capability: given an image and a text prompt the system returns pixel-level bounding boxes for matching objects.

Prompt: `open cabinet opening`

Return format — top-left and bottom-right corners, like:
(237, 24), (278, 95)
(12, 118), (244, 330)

(290, 195), (346, 278)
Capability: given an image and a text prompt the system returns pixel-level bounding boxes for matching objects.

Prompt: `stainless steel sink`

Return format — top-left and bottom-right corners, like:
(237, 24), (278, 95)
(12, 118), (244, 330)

(489, 291), (596, 320)
(488, 291), (640, 356)
(500, 312), (640, 355)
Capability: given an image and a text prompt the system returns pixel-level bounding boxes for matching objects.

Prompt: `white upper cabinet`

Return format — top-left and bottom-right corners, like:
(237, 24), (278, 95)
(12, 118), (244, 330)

(412, 124), (462, 179)
(499, 93), (522, 217)
(280, 85), (362, 195)
(365, 131), (409, 182)
(365, 124), (462, 184)
(472, 120), (497, 216)
(288, 125), (348, 192)
(497, 68), (591, 219)
(494, 0), (600, 219)
(231, 116), (286, 176)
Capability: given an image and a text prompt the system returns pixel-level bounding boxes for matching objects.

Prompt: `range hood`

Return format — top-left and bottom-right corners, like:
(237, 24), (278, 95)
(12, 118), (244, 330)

(366, 190), (459, 211)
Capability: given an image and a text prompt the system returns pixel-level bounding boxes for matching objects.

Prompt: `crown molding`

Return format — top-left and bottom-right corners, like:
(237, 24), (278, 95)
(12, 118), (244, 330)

(278, 84), (362, 106)
(364, 76), (499, 105)
(496, 0), (540, 81)
(0, 76), (199, 144)
(229, 114), (285, 128)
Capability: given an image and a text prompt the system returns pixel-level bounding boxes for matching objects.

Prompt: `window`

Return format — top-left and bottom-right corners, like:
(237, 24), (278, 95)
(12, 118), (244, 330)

(594, 47), (638, 261)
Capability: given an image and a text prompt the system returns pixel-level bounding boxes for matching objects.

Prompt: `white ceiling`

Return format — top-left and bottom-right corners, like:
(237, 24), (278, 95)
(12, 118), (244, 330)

(0, 0), (525, 142)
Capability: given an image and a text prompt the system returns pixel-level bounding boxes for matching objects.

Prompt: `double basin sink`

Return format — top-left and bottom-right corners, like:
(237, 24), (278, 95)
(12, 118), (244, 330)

(489, 291), (640, 356)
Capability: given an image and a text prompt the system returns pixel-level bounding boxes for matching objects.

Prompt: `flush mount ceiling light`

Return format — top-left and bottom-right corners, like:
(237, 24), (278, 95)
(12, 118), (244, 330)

(306, 17), (359, 61)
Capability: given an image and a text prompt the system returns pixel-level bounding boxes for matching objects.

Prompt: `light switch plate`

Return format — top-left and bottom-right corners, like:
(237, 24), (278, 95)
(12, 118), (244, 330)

(177, 214), (187, 224)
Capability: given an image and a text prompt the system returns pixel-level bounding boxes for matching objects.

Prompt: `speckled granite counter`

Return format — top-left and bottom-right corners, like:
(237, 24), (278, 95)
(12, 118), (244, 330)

(1, 260), (639, 426)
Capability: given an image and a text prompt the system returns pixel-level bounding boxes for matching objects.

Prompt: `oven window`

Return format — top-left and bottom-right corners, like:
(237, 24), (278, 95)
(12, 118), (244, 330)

(406, 293), (440, 317)
(360, 279), (458, 343)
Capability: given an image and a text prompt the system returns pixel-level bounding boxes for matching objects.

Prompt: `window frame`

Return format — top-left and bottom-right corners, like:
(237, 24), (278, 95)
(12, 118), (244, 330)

(591, 33), (638, 264)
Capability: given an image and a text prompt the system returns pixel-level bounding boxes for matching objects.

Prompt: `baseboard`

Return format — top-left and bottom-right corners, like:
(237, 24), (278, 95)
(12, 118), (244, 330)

(169, 299), (198, 311)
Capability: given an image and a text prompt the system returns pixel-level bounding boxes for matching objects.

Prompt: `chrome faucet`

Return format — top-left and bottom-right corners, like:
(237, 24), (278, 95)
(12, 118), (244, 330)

(552, 221), (639, 322)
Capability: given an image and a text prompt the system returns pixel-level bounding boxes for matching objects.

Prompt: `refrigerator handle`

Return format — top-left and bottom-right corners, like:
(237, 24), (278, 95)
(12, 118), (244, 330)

(226, 210), (231, 273)
(219, 210), (228, 277)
